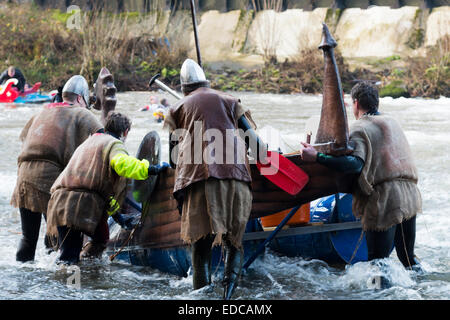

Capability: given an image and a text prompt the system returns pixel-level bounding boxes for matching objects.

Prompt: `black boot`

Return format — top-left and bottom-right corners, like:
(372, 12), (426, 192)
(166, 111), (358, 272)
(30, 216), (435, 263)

(191, 235), (213, 290)
(43, 214), (58, 254)
(57, 226), (83, 265)
(16, 208), (42, 262)
(222, 241), (243, 300)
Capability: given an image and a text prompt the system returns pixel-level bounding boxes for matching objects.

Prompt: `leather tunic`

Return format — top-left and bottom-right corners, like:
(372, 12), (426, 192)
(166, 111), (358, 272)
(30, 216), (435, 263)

(164, 87), (252, 193)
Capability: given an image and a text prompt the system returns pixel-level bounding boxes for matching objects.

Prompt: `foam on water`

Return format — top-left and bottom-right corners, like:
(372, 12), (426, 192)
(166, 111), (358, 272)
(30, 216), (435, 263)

(0, 92), (448, 299)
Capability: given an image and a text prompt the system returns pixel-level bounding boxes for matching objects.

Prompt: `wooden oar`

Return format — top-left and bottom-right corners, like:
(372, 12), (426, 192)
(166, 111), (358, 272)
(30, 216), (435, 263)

(150, 75), (310, 196)
(256, 151), (309, 195)
(239, 115), (309, 195)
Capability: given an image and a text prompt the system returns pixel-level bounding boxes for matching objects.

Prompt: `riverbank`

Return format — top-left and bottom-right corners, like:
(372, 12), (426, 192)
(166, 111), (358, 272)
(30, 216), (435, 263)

(0, 3), (448, 98)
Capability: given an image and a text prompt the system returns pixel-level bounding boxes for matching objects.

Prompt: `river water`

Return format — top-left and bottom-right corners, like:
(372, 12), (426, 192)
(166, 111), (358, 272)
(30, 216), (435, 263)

(0, 92), (449, 300)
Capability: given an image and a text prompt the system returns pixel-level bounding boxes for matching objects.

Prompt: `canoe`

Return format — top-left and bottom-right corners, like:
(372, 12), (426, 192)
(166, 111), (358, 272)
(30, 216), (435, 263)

(106, 189), (368, 277)
(0, 79), (54, 104)
(13, 92), (54, 104)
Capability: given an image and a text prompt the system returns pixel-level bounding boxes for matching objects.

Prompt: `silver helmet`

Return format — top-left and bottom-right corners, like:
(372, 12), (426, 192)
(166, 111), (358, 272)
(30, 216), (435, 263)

(180, 59), (208, 86)
(62, 75), (90, 107)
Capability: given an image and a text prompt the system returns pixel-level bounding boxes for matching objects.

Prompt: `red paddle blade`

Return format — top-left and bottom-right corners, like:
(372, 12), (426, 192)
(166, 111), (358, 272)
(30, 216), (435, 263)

(256, 151), (309, 195)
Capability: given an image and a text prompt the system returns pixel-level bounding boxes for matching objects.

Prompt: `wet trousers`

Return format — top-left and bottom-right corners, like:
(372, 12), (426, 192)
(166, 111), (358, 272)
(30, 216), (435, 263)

(16, 208), (55, 262)
(365, 215), (417, 268)
(57, 214), (109, 264)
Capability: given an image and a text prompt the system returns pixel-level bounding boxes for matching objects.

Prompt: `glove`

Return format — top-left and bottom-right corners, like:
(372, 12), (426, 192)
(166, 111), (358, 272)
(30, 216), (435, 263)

(159, 162), (171, 171)
(107, 196), (120, 216)
(148, 162), (171, 175)
(112, 212), (135, 231)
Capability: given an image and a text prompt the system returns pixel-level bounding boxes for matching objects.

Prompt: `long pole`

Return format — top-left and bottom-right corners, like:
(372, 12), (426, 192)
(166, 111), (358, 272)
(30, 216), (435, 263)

(242, 205), (301, 271)
(189, 0), (202, 67)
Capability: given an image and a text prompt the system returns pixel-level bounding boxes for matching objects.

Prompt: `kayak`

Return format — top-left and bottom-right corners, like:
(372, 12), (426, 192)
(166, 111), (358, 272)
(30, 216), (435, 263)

(13, 92), (55, 104)
(0, 79), (55, 104)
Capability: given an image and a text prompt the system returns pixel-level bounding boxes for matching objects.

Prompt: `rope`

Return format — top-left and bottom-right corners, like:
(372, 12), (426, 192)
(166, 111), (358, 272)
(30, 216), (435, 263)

(212, 243), (224, 277)
(109, 224), (138, 261)
(57, 227), (72, 251)
(109, 200), (149, 261)
(348, 229), (365, 265)
(400, 222), (413, 270)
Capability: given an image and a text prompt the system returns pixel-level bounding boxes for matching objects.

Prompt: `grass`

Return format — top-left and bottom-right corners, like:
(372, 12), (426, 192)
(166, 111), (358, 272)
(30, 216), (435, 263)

(0, 3), (187, 91)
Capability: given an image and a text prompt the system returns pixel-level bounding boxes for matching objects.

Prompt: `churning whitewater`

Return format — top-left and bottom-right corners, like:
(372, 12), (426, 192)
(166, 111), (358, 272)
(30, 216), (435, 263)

(0, 92), (449, 300)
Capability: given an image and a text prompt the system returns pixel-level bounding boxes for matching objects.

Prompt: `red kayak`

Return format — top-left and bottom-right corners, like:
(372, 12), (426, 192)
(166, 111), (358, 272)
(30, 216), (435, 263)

(0, 79), (51, 104)
(0, 78), (20, 103)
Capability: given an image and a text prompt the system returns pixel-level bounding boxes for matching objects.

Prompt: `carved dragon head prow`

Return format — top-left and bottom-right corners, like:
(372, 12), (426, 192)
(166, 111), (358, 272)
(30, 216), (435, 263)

(92, 67), (117, 125)
(314, 23), (353, 156)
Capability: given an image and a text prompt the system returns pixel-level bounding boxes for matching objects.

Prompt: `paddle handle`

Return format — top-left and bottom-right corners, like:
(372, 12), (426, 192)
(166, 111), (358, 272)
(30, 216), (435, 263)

(238, 115), (267, 163)
(149, 74), (183, 100)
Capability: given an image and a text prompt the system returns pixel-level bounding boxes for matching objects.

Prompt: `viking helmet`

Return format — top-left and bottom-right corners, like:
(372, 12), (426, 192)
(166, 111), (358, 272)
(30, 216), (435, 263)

(180, 59), (208, 86)
(62, 75), (90, 108)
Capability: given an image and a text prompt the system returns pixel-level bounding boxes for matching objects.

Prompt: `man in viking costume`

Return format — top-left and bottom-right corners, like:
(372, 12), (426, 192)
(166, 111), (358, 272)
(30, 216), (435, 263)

(46, 112), (170, 265)
(164, 59), (258, 298)
(300, 81), (422, 271)
(11, 75), (104, 262)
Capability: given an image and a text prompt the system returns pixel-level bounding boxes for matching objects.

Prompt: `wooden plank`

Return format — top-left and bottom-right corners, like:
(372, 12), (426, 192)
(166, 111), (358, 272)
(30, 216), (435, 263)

(145, 209), (181, 228)
(242, 221), (362, 241)
(149, 186), (176, 203)
(138, 220), (181, 243)
(146, 198), (178, 214)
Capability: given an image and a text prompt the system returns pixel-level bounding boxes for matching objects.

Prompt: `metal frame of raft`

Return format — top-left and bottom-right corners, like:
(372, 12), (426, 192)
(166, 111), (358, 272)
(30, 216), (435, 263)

(243, 221), (362, 242)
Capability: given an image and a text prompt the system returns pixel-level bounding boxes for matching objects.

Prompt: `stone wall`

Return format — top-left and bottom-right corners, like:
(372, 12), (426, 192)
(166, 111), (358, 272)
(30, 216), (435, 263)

(4, 1), (449, 66)
(7, 0), (448, 12)
(187, 5), (449, 66)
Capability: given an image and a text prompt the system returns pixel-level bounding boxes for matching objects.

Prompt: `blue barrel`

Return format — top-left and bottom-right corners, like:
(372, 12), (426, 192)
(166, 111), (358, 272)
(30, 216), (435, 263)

(328, 193), (368, 263)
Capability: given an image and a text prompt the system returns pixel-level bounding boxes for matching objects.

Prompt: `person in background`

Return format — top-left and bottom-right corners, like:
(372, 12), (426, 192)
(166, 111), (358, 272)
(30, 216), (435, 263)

(139, 95), (160, 112)
(153, 108), (165, 123)
(299, 81), (422, 273)
(51, 86), (64, 103)
(0, 66), (26, 92)
(11, 75), (104, 262)
(160, 98), (170, 108)
(46, 112), (170, 264)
